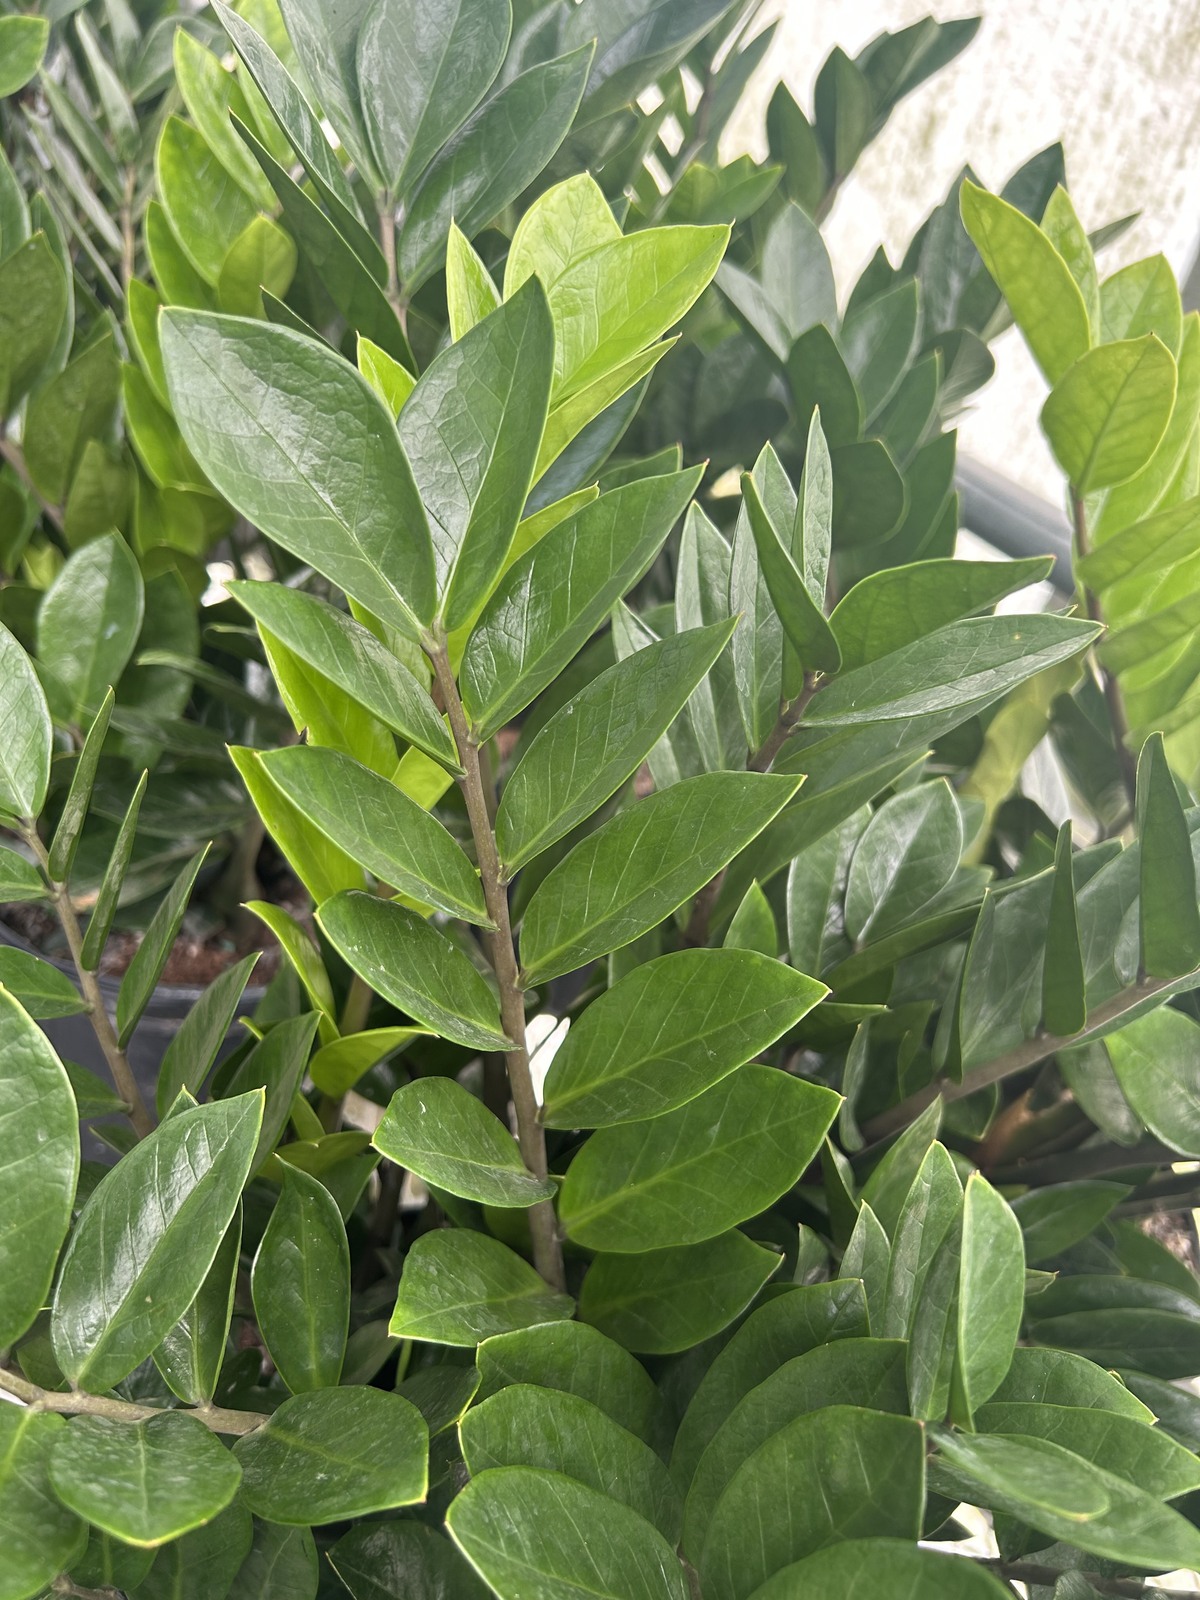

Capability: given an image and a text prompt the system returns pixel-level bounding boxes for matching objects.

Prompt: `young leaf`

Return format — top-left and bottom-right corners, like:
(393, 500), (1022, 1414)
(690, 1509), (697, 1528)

(741, 448), (840, 675)
(155, 117), (257, 286)
(231, 747), (368, 905)
(839, 1201), (890, 1331)
(260, 746), (489, 924)
(318, 891), (509, 1051)
(505, 174), (620, 299)
(559, 1068), (838, 1252)
(723, 882), (777, 956)
(51, 1092), (263, 1390)
(1101, 254), (1182, 350)
(308, 1025), (429, 1098)
(447, 1467), (689, 1600)
(520, 772), (802, 984)
(882, 1141), (962, 1338)
(153, 1211), (242, 1405)
(461, 469), (702, 741)
(157, 952), (259, 1115)
(358, 333), (415, 414)
(374, 1078), (555, 1207)
(235, 1387), (428, 1524)
(1042, 821), (1086, 1034)
(1041, 335), (1177, 492)
(174, 29), (276, 209)
(389, 1229), (573, 1345)
(497, 619), (736, 873)
(253, 1163), (350, 1393)
(47, 689), (114, 882)
(447, 222), (502, 340)
(543, 949), (825, 1128)
(578, 1231), (780, 1355)
(0, 987), (78, 1348)
(0, 621), (52, 820)
(116, 846), (209, 1046)
(0, 1411), (85, 1599)
(400, 280), (554, 629)
(1041, 185), (1100, 334)
(48, 1413), (241, 1548)
(1136, 730), (1200, 977)
(161, 311), (436, 640)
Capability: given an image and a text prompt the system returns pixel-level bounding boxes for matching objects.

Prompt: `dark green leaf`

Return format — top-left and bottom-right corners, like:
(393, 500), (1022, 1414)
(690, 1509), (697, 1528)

(276, 0), (378, 182)
(844, 779), (962, 944)
(374, 1078), (555, 1207)
(252, 1164), (349, 1392)
(1042, 821), (1086, 1033)
(748, 1540), (1010, 1599)
(231, 1520), (318, 1600)
(0, 1410), (85, 1599)
(882, 1141), (962, 1338)
(741, 445), (840, 676)
(330, 1522), (489, 1600)
(157, 953), (259, 1115)
(153, 1211), (241, 1405)
(992, 1346), (1154, 1419)
(814, 46), (871, 179)
(0, 234), (68, 416)
(48, 689), (113, 883)
(23, 331), (120, 505)
(1105, 1006), (1200, 1158)
(116, 847), (209, 1046)
(128, 1501), (252, 1600)
(389, 1229), (573, 1345)
(0, 948), (86, 1020)
(956, 1172), (1025, 1416)
(976, 1401), (1200, 1499)
(0, 14), (48, 96)
(1137, 731), (1200, 977)
(0, 844), (46, 903)
(0, 621), (52, 820)
(79, 772), (146, 972)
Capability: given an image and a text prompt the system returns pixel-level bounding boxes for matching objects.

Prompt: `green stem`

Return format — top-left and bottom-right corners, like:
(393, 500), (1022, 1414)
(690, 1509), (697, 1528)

(430, 645), (566, 1292)
(0, 436), (65, 537)
(377, 194), (406, 328)
(0, 1366), (267, 1436)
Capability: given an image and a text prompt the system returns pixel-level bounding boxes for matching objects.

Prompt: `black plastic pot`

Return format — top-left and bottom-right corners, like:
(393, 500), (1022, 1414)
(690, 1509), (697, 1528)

(0, 917), (265, 1158)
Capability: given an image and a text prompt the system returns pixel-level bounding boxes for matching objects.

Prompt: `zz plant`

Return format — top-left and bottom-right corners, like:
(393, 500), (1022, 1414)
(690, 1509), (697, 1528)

(4, 5), (1200, 1600)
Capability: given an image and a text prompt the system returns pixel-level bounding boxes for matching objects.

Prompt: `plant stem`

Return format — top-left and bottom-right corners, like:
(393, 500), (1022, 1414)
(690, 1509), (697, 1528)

(377, 194), (405, 326)
(21, 825), (155, 1139)
(1071, 491), (1137, 806)
(0, 436), (66, 536)
(0, 1366), (267, 1436)
(429, 647), (566, 1292)
(120, 166), (136, 293)
(978, 1558), (1143, 1597)
(989, 1137), (1174, 1188)
(860, 971), (1192, 1145)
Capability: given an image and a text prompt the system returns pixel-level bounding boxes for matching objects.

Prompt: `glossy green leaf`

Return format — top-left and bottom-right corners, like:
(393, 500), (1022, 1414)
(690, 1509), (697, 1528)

(23, 330), (120, 504)
(447, 1467), (688, 1600)
(476, 1321), (668, 1453)
(389, 1229), (573, 1345)
(0, 987), (78, 1347)
(153, 1211), (241, 1405)
(0, 949), (85, 1020)
(48, 1413), (241, 1548)
(840, 279), (920, 421)
(275, 0), (378, 183)
(174, 29), (276, 209)
(0, 234), (67, 416)
(700, 1406), (925, 1600)
(844, 779), (962, 944)
(804, 614), (1101, 727)
(308, 1025), (428, 1097)
(318, 891), (508, 1051)
(0, 1410), (85, 1600)
(1037, 820), (1087, 1035)
(683, 1338), (909, 1560)
(253, 1163), (349, 1392)
(560, 1067), (838, 1252)
(544, 950), (824, 1129)
(79, 772), (147, 972)
(235, 1386), (428, 1524)
(0, 845), (45, 902)
(1137, 731), (1200, 977)
(228, 582), (457, 770)
(330, 1521), (489, 1600)
(1041, 185), (1100, 332)
(460, 1385), (682, 1541)
(959, 180), (1089, 384)
(230, 1520), (319, 1600)
(505, 174), (619, 299)
(157, 953), (259, 1115)
(839, 1202), (890, 1331)
(38, 533), (144, 725)
(520, 772), (800, 984)
(741, 449), (839, 676)
(976, 1401), (1200, 1499)
(579, 1231), (780, 1355)
(358, 334), (415, 414)
(1105, 1006), (1200, 1158)
(0, 624), (50, 821)
(244, 902), (335, 1034)
(374, 1078), (554, 1207)
(262, 746), (487, 923)
(155, 117), (257, 287)
(225, 1013), (320, 1173)
(1101, 253), (1182, 351)
(497, 620), (735, 872)
(882, 1140), (962, 1338)
(51, 1092), (263, 1390)
(127, 1500), (252, 1600)
(747, 1541), (1011, 1599)
(907, 1215), (962, 1422)
(47, 689), (113, 883)
(218, 216), (298, 318)
(116, 847), (209, 1046)
(357, 0), (509, 190)
(398, 45), (594, 291)
(401, 281), (553, 629)
(992, 1346), (1154, 1419)
(161, 311), (435, 640)
(957, 1172), (1025, 1416)
(461, 469), (702, 741)
(1042, 335), (1177, 492)
(723, 882), (777, 955)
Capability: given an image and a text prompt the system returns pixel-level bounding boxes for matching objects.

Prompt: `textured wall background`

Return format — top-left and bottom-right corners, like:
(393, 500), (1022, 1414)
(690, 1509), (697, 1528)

(724, 0), (1200, 506)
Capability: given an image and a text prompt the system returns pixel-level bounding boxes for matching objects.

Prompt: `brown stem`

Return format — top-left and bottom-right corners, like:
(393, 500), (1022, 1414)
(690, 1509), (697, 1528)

(22, 825), (155, 1139)
(0, 1366), (266, 1436)
(749, 674), (817, 773)
(1072, 491), (1138, 806)
(430, 646), (566, 1291)
(860, 971), (1191, 1145)
(977, 1558), (1143, 1597)
(0, 437), (66, 536)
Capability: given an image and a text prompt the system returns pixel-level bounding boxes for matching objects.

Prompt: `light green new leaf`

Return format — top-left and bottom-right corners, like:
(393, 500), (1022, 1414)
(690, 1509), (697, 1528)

(505, 173), (620, 299)
(459, 1386), (682, 1542)
(253, 1163), (350, 1392)
(560, 1067), (838, 1252)
(520, 772), (801, 984)
(401, 281), (553, 628)
(462, 468), (702, 741)
(374, 1078), (555, 1207)
(161, 311), (436, 640)
(0, 622), (51, 821)
(389, 1229), (573, 1345)
(218, 215), (298, 318)
(398, 45), (594, 291)
(447, 221), (501, 340)
(0, 1410), (85, 1600)
(261, 746), (488, 923)
(448, 1467), (688, 1600)
(700, 1406), (925, 1600)
(1041, 186), (1100, 335)
(1106, 1006), (1200, 1158)
(51, 1092), (263, 1391)
(357, 334), (415, 414)
(959, 179), (1090, 384)
(804, 614), (1101, 727)
(578, 1231), (780, 1355)
(309, 1026), (429, 1098)
(155, 117), (257, 287)
(37, 533), (143, 724)
(0, 14), (48, 96)
(318, 891), (508, 1051)
(544, 950), (825, 1128)
(153, 1211), (241, 1405)
(497, 619), (735, 872)
(1041, 335), (1177, 492)
(116, 847), (209, 1046)
(357, 0), (510, 190)
(244, 902), (336, 1034)
(957, 1172), (1025, 1416)
(748, 1541), (1012, 1600)
(228, 581), (457, 770)
(844, 778), (962, 944)
(174, 29), (276, 209)
(235, 1386), (428, 1524)
(1136, 731), (1200, 977)
(0, 987), (78, 1348)
(48, 1413), (241, 1548)
(1101, 254), (1182, 352)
